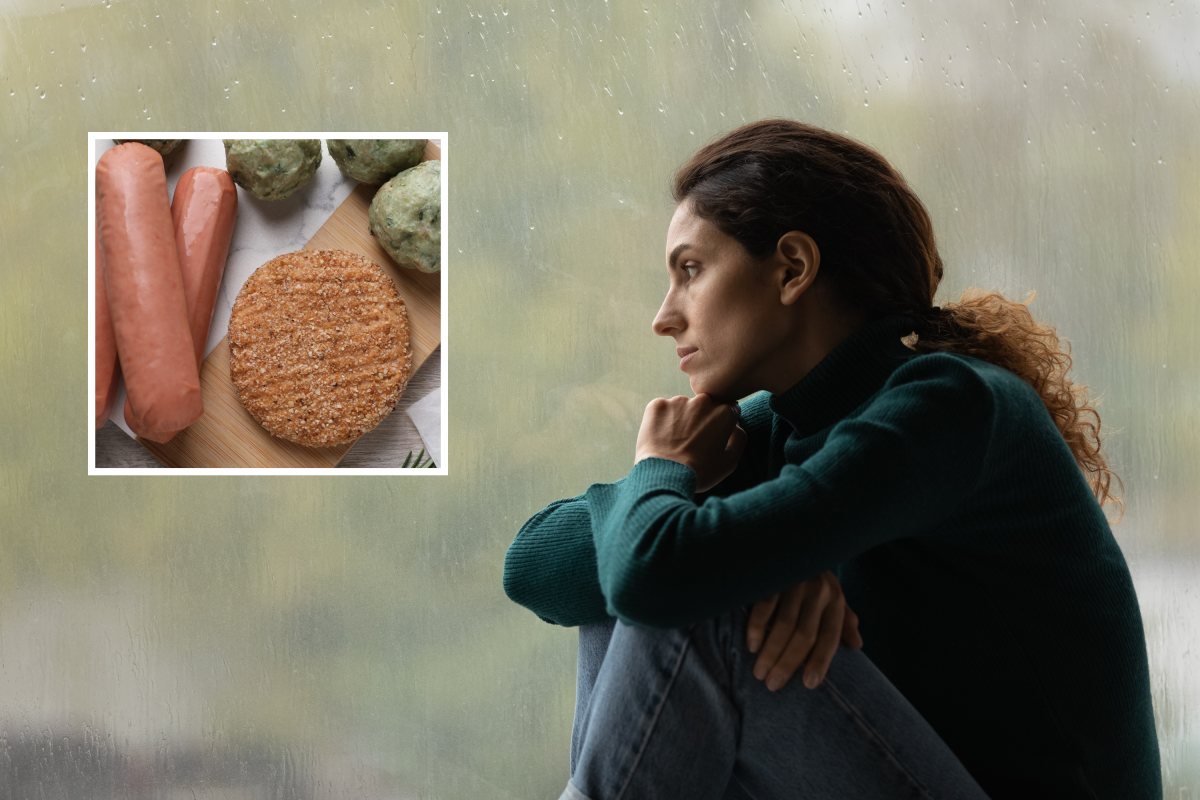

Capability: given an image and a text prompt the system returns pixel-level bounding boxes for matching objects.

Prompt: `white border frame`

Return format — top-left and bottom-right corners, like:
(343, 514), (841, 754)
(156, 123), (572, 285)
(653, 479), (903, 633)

(87, 132), (448, 476)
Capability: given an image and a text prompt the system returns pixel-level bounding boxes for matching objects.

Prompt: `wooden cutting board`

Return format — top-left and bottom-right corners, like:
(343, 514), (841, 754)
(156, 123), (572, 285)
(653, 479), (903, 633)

(138, 142), (441, 468)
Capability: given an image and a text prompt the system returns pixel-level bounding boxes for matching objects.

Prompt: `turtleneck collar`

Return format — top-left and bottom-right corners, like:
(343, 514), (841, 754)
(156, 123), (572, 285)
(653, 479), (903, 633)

(767, 314), (919, 438)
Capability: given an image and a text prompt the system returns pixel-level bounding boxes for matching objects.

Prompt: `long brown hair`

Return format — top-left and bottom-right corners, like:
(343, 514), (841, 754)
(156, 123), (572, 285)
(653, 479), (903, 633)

(673, 119), (1122, 516)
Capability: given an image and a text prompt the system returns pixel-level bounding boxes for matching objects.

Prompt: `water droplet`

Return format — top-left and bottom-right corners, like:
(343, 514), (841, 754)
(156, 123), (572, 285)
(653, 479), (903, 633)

(9, 89), (13, 96)
(618, 108), (623, 115)
(212, 38), (217, 45)
(81, 44), (86, 52)
(1131, 140), (1136, 146)
(80, 95), (85, 100)
(387, 44), (391, 49)
(281, 108), (286, 113)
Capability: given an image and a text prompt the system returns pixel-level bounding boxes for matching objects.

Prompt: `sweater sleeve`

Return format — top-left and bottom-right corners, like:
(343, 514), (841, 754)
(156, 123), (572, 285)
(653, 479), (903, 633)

(587, 356), (996, 629)
(502, 392), (777, 627)
(503, 494), (612, 627)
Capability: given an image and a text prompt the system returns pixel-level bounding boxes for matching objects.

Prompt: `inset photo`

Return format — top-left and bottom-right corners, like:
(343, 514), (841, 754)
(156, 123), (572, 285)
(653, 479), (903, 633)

(88, 134), (447, 474)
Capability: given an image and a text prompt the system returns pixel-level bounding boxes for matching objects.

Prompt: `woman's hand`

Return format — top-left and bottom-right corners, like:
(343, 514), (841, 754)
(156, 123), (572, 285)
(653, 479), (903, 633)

(634, 393), (747, 493)
(747, 572), (863, 691)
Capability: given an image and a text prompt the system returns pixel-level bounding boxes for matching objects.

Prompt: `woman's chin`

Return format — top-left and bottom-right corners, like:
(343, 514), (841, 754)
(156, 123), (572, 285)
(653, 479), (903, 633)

(689, 375), (738, 403)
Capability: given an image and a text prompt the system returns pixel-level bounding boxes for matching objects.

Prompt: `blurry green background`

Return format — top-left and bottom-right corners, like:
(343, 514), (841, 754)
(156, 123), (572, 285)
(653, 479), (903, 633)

(2, 0), (1198, 796)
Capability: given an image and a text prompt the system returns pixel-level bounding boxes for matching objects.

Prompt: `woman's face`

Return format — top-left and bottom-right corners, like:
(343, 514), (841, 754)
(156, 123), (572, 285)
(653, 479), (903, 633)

(654, 202), (796, 402)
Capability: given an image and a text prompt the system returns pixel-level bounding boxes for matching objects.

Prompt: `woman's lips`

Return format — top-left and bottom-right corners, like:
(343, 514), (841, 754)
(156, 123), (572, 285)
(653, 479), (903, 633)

(677, 345), (698, 370)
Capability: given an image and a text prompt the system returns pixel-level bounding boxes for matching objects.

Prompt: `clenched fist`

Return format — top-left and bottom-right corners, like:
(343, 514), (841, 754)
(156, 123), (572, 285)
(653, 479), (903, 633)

(634, 393), (747, 492)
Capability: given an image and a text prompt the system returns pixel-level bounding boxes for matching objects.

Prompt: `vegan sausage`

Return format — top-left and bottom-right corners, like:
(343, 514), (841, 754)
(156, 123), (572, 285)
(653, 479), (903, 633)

(172, 166), (238, 367)
(97, 142), (202, 442)
(94, 222), (121, 428)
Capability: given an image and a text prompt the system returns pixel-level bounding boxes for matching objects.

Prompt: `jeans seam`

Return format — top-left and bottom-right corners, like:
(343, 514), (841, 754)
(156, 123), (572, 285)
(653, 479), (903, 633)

(612, 631), (693, 800)
(821, 675), (938, 800)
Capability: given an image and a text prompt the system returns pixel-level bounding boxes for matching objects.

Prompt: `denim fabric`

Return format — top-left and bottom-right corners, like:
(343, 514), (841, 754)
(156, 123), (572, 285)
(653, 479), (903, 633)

(563, 612), (990, 800)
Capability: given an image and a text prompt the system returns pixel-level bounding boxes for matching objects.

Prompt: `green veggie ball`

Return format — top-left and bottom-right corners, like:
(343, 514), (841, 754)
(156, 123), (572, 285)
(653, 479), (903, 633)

(113, 139), (182, 155)
(327, 139), (427, 184)
(369, 160), (441, 273)
(223, 139), (322, 200)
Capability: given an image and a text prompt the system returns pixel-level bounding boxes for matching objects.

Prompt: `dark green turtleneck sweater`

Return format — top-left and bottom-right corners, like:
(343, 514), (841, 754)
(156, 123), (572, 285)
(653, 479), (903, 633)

(503, 315), (1160, 799)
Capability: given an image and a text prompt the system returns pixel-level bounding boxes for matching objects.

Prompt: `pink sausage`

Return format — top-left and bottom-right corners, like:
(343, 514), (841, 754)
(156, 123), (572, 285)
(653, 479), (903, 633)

(172, 166), (238, 366)
(119, 167), (237, 440)
(95, 221), (121, 428)
(97, 143), (202, 442)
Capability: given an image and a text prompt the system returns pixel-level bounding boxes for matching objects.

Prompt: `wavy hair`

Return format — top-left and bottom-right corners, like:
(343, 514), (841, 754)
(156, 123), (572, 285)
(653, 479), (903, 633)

(673, 119), (1122, 517)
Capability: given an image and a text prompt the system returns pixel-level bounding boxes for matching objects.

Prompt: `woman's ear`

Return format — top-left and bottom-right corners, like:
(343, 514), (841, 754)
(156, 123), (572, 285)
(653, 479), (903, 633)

(775, 231), (820, 306)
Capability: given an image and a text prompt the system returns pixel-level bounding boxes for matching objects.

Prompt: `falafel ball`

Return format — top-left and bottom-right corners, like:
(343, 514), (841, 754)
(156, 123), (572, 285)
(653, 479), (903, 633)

(113, 139), (183, 155)
(223, 139), (322, 200)
(368, 160), (441, 273)
(327, 139), (427, 184)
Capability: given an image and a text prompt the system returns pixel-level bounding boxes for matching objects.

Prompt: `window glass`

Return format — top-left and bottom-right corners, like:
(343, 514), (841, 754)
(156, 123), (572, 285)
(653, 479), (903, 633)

(1, 0), (1196, 796)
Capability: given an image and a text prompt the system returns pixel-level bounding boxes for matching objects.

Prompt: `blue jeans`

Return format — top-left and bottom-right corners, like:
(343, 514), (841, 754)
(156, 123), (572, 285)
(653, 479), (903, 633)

(563, 613), (989, 800)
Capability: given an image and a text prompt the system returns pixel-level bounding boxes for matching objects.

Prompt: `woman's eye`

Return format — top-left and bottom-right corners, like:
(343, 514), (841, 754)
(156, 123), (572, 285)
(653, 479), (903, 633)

(684, 264), (699, 279)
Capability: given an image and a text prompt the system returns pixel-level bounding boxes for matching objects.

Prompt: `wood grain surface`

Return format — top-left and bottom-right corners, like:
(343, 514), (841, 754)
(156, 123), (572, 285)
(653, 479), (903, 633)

(107, 141), (442, 469)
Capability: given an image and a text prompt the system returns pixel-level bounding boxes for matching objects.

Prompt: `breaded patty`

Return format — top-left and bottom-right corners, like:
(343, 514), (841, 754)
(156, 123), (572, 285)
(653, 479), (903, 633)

(228, 249), (412, 447)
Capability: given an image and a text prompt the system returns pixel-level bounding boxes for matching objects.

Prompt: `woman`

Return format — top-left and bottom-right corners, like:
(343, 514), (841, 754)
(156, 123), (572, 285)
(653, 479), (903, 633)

(503, 120), (1160, 799)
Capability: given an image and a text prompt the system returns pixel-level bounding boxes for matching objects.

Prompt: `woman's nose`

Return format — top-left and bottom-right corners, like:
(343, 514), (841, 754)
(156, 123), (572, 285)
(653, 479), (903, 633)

(652, 291), (683, 337)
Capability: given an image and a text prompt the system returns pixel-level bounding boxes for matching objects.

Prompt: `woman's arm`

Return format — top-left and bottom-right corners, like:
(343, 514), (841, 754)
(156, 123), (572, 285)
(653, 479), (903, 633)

(503, 393), (777, 627)
(503, 494), (611, 627)
(589, 355), (995, 629)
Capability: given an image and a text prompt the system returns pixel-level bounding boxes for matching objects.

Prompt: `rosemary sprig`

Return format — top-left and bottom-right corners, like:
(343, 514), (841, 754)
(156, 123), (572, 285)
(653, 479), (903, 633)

(402, 448), (436, 468)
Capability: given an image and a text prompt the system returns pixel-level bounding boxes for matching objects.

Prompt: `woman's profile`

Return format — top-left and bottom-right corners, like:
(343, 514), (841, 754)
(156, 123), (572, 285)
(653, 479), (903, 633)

(504, 119), (1160, 799)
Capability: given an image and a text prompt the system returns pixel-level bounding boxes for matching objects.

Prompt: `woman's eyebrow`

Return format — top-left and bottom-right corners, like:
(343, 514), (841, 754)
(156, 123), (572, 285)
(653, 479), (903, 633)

(668, 243), (692, 270)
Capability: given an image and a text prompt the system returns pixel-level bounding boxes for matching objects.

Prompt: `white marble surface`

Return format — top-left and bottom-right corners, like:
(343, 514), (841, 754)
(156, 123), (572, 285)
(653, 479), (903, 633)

(94, 138), (360, 437)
